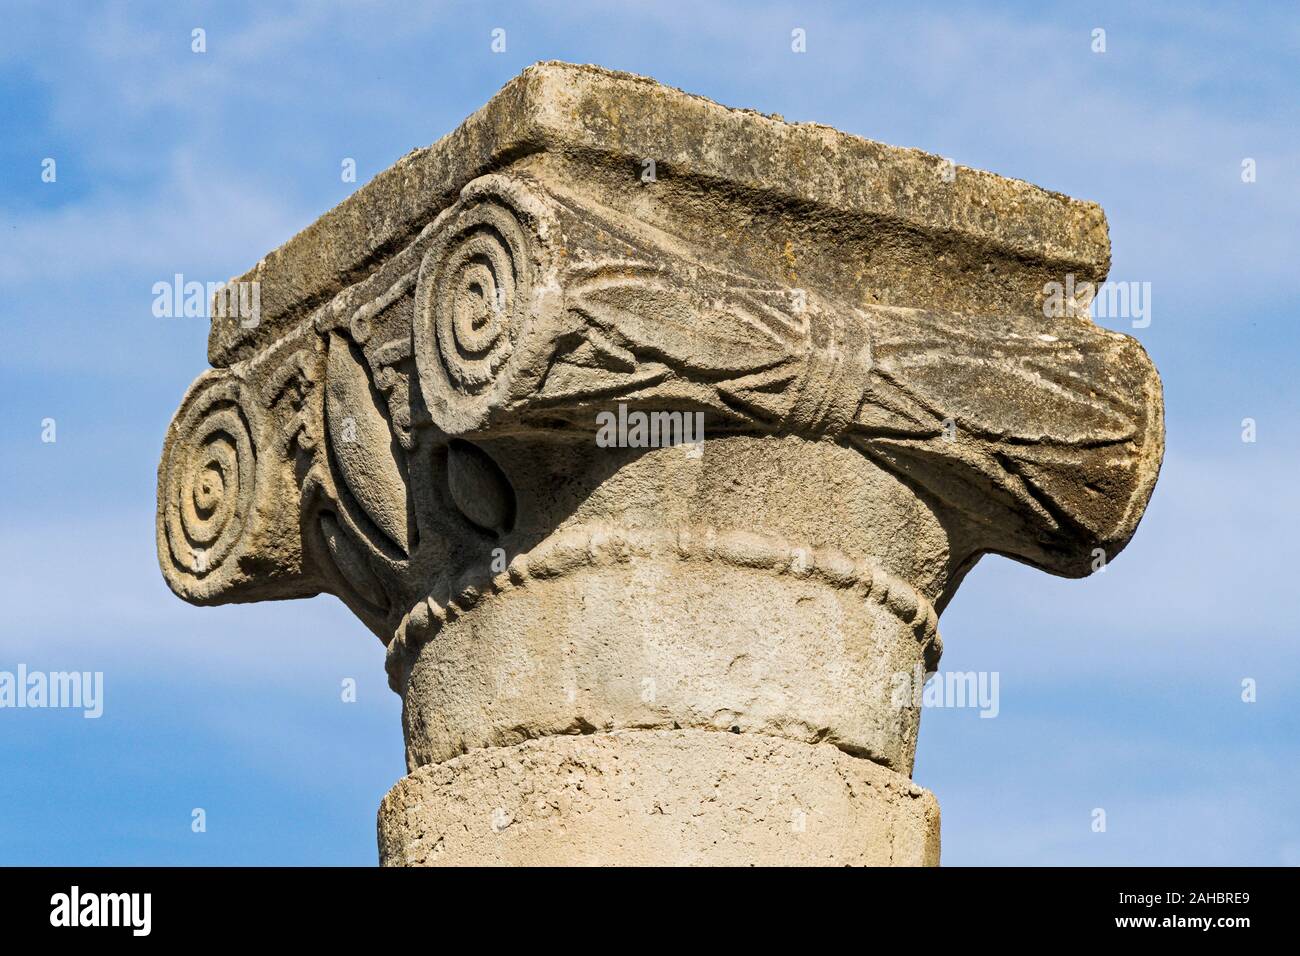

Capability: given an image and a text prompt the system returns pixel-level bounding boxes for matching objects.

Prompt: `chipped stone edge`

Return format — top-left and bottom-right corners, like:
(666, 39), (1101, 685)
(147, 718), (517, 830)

(209, 60), (1110, 367)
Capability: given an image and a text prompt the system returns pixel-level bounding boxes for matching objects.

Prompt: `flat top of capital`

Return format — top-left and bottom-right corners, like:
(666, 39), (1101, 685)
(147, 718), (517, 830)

(210, 61), (1109, 366)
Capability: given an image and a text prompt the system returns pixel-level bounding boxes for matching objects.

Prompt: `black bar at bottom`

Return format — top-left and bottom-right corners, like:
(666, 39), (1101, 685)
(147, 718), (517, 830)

(0, 866), (1279, 940)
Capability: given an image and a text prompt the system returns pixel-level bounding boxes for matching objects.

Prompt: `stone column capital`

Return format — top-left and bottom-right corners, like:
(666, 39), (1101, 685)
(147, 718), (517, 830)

(157, 62), (1163, 866)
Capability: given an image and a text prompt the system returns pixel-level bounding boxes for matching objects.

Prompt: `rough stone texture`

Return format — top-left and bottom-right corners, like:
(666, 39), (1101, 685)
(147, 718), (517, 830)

(378, 729), (940, 867)
(205, 63), (1112, 369)
(156, 62), (1164, 867)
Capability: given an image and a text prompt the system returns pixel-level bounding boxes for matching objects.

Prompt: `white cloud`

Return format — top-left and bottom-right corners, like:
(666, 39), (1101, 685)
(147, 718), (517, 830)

(0, 148), (309, 285)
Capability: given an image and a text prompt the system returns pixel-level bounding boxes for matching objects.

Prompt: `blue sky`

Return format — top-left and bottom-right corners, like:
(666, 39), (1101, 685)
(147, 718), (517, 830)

(1, 1), (1297, 865)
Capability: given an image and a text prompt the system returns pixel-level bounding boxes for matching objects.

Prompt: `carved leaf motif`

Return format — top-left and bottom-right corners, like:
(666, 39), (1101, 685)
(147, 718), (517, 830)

(571, 278), (793, 377)
(324, 333), (412, 556)
(855, 306), (1162, 574)
(869, 309), (1143, 444)
(318, 511), (389, 612)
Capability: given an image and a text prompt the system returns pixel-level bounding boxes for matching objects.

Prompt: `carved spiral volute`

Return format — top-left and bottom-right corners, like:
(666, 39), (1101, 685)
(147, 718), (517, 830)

(158, 371), (261, 601)
(413, 175), (555, 435)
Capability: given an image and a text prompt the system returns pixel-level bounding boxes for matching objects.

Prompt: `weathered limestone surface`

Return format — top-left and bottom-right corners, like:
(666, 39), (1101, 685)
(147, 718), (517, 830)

(379, 730), (940, 867)
(157, 62), (1164, 866)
